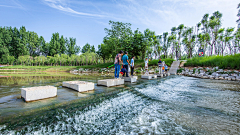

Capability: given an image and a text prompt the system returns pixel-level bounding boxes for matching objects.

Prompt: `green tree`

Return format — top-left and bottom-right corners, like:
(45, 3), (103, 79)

(82, 43), (91, 53)
(66, 38), (80, 56)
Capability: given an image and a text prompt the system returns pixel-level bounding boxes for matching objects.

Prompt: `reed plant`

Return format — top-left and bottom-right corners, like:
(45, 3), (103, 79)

(184, 54), (240, 69)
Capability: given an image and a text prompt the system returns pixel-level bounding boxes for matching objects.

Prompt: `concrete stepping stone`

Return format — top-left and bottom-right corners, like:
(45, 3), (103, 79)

(156, 74), (163, 77)
(21, 86), (57, 102)
(97, 79), (124, 87)
(63, 81), (94, 92)
(141, 75), (152, 80)
(122, 77), (137, 83)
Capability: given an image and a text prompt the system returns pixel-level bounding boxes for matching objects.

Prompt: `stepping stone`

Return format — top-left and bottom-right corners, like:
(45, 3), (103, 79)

(21, 86), (57, 102)
(151, 74), (157, 79)
(97, 79), (124, 87)
(122, 77), (137, 83)
(156, 74), (163, 77)
(141, 75), (153, 80)
(132, 76), (138, 80)
(63, 81), (94, 92)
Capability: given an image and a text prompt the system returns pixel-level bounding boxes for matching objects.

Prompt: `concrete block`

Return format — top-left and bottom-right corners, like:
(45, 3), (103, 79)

(63, 81), (94, 92)
(21, 86), (57, 102)
(151, 74), (157, 79)
(156, 74), (163, 77)
(123, 77), (137, 83)
(97, 79), (124, 87)
(132, 76), (138, 80)
(141, 75), (152, 80)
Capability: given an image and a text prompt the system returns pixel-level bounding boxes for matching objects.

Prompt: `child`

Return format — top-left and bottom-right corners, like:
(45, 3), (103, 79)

(165, 64), (168, 72)
(120, 65), (126, 77)
(145, 58), (149, 75)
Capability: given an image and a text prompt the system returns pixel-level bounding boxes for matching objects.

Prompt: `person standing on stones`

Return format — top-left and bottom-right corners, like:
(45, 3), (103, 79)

(158, 58), (163, 74)
(130, 56), (135, 76)
(122, 51), (130, 77)
(145, 57), (149, 75)
(114, 50), (123, 79)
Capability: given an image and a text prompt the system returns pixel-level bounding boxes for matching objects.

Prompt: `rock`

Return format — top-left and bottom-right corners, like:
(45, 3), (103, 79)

(219, 77), (224, 80)
(201, 76), (209, 79)
(218, 69), (224, 72)
(212, 72), (218, 76)
(209, 76), (215, 79)
(200, 70), (204, 73)
(214, 67), (219, 70)
(221, 74), (229, 77)
(234, 70), (239, 74)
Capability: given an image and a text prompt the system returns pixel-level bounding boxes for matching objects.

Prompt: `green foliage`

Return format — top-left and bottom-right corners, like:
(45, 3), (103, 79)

(184, 54), (240, 69)
(177, 68), (184, 73)
(135, 70), (141, 73)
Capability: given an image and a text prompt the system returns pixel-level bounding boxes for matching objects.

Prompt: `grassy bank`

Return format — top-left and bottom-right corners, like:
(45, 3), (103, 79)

(184, 54), (240, 69)
(0, 59), (174, 72)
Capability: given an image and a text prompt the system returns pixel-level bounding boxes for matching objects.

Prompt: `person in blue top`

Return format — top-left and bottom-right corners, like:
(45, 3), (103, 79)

(130, 56), (135, 76)
(165, 64), (168, 72)
(122, 51), (130, 77)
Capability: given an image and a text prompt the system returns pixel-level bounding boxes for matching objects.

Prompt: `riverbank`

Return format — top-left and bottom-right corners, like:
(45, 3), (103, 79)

(0, 59), (174, 73)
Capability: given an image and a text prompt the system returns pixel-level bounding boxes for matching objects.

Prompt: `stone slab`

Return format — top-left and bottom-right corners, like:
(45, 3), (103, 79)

(132, 76), (138, 80)
(97, 79), (124, 87)
(123, 77), (137, 83)
(63, 81), (94, 92)
(151, 75), (157, 79)
(141, 75), (152, 80)
(21, 86), (57, 102)
(156, 74), (163, 77)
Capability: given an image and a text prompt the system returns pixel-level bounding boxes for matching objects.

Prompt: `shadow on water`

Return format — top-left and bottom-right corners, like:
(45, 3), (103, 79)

(0, 74), (240, 134)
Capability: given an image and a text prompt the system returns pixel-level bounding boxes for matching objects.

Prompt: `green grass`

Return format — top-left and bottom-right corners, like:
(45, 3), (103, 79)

(0, 65), (78, 71)
(184, 54), (240, 69)
(0, 58), (175, 71)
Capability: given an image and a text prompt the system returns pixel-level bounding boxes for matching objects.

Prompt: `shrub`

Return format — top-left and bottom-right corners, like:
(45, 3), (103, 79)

(185, 54), (240, 69)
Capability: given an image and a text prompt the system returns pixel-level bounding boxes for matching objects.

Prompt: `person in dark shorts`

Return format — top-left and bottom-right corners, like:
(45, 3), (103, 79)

(122, 51), (130, 77)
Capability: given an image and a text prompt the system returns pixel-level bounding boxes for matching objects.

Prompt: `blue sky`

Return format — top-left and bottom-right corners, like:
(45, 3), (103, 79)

(0, 0), (239, 50)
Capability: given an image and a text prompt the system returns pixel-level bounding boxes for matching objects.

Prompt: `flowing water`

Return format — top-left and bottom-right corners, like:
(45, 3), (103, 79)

(0, 74), (240, 135)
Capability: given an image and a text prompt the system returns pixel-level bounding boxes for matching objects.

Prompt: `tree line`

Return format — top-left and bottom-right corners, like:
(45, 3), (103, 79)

(0, 3), (239, 66)
(97, 3), (240, 62)
(0, 26), (80, 64)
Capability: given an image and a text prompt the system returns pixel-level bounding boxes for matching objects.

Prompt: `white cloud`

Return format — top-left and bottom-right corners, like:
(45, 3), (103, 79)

(0, 0), (25, 9)
(113, 0), (239, 33)
(43, 0), (106, 18)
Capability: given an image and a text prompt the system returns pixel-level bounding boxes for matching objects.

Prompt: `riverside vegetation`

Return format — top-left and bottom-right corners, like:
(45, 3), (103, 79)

(0, 3), (240, 67)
